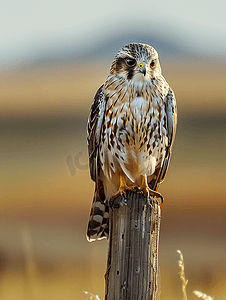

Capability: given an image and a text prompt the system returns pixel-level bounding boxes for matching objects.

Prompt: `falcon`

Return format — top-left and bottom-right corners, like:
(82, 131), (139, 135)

(87, 43), (177, 242)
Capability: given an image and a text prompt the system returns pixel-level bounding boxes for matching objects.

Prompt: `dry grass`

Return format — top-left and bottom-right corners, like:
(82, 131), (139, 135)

(82, 291), (100, 300)
(177, 250), (214, 300)
(193, 290), (214, 300)
(177, 249), (188, 300)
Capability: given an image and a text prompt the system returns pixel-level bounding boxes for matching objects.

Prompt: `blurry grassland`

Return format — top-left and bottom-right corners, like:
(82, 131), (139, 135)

(1, 58), (226, 118)
(0, 57), (226, 299)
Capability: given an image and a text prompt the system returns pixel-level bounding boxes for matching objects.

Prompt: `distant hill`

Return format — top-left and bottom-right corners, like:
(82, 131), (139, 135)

(72, 33), (191, 61)
(29, 32), (197, 68)
(3, 30), (225, 73)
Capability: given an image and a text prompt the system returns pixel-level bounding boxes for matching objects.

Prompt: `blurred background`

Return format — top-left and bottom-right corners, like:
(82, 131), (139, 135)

(1, 0), (226, 299)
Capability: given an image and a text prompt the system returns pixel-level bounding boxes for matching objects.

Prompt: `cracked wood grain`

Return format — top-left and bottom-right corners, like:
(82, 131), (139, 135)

(105, 191), (161, 300)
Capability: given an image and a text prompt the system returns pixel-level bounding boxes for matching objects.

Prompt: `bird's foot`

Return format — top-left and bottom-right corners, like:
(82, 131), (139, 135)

(110, 187), (127, 202)
(110, 185), (137, 202)
(149, 189), (164, 205)
(109, 173), (138, 207)
(139, 175), (164, 205)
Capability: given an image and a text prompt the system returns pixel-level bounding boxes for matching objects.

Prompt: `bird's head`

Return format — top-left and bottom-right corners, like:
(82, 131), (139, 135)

(109, 43), (162, 82)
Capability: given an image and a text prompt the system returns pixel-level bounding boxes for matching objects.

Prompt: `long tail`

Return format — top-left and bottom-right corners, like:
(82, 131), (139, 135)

(87, 189), (109, 242)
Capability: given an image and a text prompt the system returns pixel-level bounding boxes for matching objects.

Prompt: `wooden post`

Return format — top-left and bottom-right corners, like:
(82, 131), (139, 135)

(105, 191), (161, 300)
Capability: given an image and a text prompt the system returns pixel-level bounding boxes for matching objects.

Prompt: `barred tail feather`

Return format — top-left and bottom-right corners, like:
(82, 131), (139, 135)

(87, 191), (109, 242)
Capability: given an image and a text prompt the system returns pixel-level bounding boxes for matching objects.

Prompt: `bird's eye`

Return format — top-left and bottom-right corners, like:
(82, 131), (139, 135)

(150, 59), (156, 68)
(126, 58), (136, 67)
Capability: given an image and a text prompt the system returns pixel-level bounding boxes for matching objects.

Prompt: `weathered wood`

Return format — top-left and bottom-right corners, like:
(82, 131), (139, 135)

(105, 191), (161, 300)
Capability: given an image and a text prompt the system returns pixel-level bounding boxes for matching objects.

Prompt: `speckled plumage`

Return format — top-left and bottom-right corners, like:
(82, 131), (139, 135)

(87, 43), (177, 241)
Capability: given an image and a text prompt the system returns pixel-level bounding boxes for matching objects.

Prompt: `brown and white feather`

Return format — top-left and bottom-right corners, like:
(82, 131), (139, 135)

(87, 43), (177, 241)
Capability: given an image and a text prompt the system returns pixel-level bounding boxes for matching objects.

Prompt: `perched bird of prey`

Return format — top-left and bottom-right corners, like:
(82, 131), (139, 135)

(87, 43), (177, 242)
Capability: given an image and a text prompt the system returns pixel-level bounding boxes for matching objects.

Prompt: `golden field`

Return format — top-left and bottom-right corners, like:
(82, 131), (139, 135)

(1, 57), (226, 117)
(0, 56), (226, 299)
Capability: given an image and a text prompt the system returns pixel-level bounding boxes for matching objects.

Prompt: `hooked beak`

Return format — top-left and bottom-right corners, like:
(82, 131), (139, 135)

(137, 64), (146, 76)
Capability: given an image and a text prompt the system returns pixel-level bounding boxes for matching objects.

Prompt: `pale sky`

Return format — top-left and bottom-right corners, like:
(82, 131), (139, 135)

(1, 0), (226, 64)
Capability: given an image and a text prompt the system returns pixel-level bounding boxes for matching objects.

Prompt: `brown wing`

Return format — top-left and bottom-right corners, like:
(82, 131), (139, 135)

(150, 88), (177, 191)
(87, 85), (110, 241)
(87, 84), (106, 182)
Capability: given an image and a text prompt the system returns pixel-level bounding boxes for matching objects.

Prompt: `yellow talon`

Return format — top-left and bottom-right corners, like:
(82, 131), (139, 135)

(139, 175), (164, 205)
(110, 174), (164, 206)
(110, 173), (136, 201)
